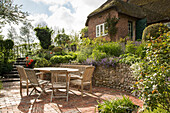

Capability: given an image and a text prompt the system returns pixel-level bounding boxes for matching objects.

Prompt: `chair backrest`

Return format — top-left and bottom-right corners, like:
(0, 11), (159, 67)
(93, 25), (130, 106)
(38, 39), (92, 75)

(82, 66), (95, 82)
(25, 69), (39, 86)
(60, 64), (92, 75)
(50, 70), (69, 86)
(16, 66), (28, 81)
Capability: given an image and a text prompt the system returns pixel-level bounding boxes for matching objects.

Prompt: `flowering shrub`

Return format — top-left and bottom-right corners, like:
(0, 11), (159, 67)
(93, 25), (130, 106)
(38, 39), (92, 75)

(25, 57), (36, 68)
(83, 57), (119, 68)
(131, 30), (170, 111)
(119, 53), (141, 65)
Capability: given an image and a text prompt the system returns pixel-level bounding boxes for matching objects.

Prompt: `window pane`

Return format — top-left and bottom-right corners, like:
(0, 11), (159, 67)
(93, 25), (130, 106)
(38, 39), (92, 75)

(96, 26), (99, 37)
(104, 23), (108, 35)
(128, 21), (133, 39)
(100, 25), (103, 36)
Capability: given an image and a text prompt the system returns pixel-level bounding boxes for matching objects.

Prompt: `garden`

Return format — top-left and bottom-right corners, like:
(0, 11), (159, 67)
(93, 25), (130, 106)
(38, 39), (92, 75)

(1, 22), (169, 112)
(0, 0), (170, 112)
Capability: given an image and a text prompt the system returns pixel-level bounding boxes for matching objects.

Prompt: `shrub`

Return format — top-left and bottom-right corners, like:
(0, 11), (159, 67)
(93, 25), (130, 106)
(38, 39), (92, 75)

(119, 53), (141, 65)
(131, 31), (170, 111)
(95, 42), (123, 57)
(1, 63), (13, 74)
(34, 26), (53, 49)
(98, 96), (138, 113)
(91, 49), (106, 61)
(125, 41), (136, 54)
(77, 53), (88, 63)
(52, 46), (63, 53)
(135, 43), (146, 58)
(48, 45), (55, 50)
(50, 55), (74, 64)
(34, 58), (50, 67)
(142, 23), (170, 41)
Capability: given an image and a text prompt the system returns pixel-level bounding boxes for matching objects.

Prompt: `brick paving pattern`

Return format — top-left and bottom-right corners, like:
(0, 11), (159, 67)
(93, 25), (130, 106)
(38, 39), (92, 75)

(0, 81), (143, 113)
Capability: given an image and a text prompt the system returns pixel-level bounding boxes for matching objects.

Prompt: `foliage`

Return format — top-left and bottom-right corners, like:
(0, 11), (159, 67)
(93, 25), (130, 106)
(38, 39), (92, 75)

(54, 29), (70, 46)
(19, 21), (34, 50)
(3, 39), (14, 49)
(48, 45), (55, 51)
(0, 63), (13, 75)
(83, 57), (119, 68)
(34, 26), (53, 49)
(50, 55), (75, 64)
(77, 52), (88, 63)
(125, 41), (136, 54)
(95, 42), (123, 57)
(135, 43), (146, 58)
(7, 26), (18, 43)
(0, 0), (28, 27)
(52, 46), (63, 53)
(131, 31), (170, 111)
(1, 39), (14, 63)
(80, 27), (88, 38)
(142, 105), (169, 113)
(98, 96), (138, 113)
(91, 49), (106, 61)
(119, 53), (141, 65)
(34, 58), (50, 68)
(106, 15), (119, 40)
(0, 81), (2, 90)
(142, 23), (170, 41)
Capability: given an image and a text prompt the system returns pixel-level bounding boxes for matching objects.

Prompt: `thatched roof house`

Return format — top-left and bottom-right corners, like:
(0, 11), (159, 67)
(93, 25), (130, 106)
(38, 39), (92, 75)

(129, 0), (170, 23)
(85, 0), (170, 41)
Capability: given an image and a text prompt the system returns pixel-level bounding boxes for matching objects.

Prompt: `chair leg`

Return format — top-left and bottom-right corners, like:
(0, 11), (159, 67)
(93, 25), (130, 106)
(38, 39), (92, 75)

(81, 85), (84, 97)
(51, 89), (54, 102)
(90, 82), (92, 93)
(66, 87), (69, 102)
(20, 82), (23, 97)
(26, 82), (29, 96)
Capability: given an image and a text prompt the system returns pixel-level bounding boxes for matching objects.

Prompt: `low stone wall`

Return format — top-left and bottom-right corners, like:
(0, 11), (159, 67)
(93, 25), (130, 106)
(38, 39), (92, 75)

(92, 63), (136, 93)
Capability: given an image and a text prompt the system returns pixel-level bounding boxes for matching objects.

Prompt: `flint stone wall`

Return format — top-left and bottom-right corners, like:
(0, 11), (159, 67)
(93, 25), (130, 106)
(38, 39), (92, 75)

(92, 63), (136, 93)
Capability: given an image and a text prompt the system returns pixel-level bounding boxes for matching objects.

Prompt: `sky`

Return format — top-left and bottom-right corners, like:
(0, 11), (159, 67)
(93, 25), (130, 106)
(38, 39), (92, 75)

(2, 0), (107, 40)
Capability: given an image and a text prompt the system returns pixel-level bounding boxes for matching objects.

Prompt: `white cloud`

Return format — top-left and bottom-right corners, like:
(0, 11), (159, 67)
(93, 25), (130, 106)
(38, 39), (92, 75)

(2, 0), (107, 39)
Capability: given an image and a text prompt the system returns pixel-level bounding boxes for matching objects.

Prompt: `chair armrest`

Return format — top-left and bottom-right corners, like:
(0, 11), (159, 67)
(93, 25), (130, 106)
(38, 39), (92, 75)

(36, 72), (44, 76)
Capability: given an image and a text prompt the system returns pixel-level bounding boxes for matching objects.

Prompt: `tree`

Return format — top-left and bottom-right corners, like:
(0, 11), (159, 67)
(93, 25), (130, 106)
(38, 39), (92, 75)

(34, 26), (53, 49)
(20, 21), (34, 50)
(54, 28), (70, 47)
(0, 0), (28, 26)
(80, 27), (88, 38)
(7, 26), (18, 43)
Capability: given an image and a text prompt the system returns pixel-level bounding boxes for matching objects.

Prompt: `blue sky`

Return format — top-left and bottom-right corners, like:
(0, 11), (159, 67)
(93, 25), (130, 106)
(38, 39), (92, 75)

(3, 0), (106, 40)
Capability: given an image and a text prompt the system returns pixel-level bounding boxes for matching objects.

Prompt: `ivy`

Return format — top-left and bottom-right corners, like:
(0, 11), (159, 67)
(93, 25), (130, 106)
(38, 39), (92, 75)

(106, 14), (119, 40)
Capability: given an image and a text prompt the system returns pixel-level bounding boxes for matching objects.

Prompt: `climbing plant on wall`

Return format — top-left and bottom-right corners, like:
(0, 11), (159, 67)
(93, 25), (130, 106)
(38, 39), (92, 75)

(106, 14), (119, 41)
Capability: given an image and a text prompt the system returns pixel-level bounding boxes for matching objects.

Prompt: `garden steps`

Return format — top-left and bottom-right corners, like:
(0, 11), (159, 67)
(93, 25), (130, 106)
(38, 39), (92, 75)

(3, 58), (26, 79)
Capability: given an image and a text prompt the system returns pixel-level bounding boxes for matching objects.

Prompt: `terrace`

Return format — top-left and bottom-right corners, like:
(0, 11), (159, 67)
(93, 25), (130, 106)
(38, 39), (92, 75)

(0, 80), (143, 113)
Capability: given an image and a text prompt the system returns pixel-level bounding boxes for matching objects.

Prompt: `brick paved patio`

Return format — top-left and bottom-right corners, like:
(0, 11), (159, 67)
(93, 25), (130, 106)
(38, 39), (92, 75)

(0, 81), (143, 113)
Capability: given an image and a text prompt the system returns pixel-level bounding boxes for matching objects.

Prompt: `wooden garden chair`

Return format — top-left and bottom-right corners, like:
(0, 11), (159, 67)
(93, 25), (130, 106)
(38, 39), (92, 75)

(70, 66), (95, 96)
(25, 69), (50, 99)
(50, 70), (70, 102)
(16, 66), (45, 97)
(16, 66), (30, 97)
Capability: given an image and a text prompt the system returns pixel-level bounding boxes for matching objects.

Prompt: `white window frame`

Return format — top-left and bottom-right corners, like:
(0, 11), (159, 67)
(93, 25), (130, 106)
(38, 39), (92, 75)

(96, 23), (108, 37)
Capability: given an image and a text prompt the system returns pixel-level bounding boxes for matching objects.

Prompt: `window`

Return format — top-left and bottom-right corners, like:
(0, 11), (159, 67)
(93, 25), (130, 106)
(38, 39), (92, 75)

(128, 21), (133, 39)
(96, 23), (108, 37)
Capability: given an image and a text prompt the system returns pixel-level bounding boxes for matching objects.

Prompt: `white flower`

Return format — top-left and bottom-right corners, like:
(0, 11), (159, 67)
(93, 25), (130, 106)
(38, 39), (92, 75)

(153, 85), (157, 90)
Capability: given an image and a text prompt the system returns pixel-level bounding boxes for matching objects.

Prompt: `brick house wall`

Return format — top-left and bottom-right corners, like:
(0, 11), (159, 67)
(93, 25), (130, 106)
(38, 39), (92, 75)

(87, 9), (137, 41)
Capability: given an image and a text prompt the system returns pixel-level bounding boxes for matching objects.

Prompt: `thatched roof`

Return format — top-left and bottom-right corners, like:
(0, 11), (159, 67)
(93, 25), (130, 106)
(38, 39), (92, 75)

(129, 0), (170, 23)
(86, 0), (146, 26)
